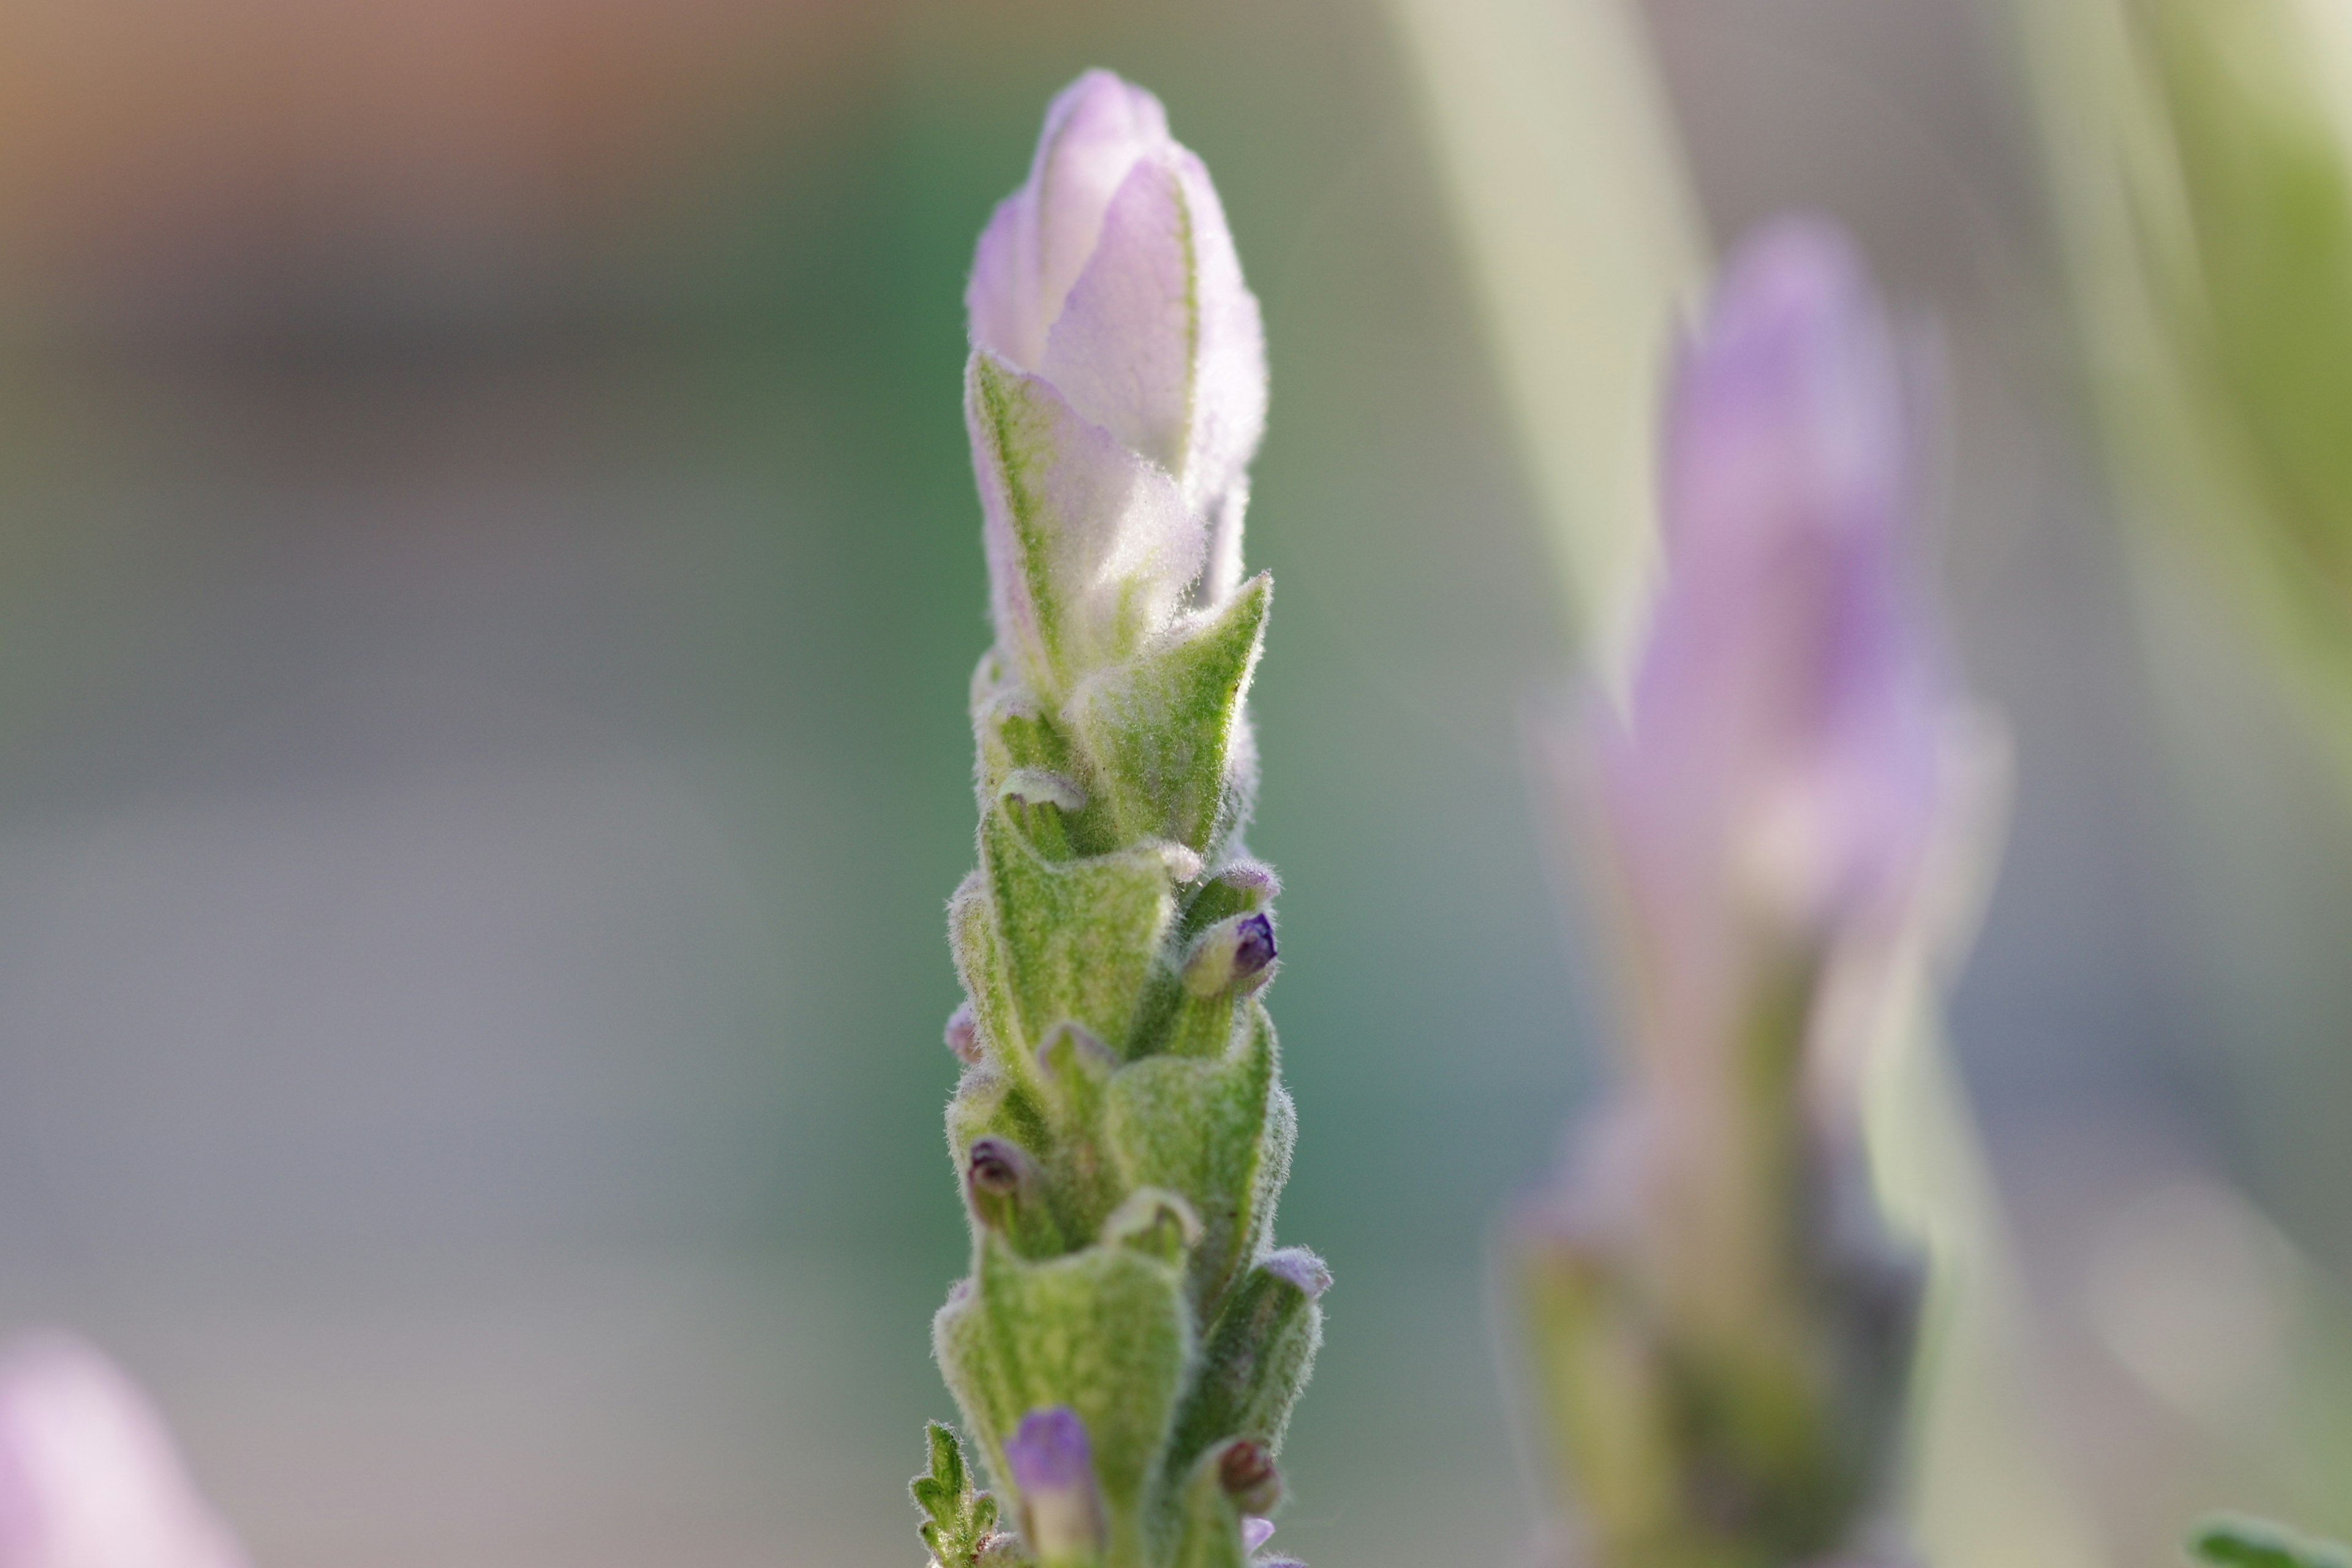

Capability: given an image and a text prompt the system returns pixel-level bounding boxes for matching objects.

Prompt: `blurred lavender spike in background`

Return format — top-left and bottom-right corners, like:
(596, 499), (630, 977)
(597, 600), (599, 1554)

(0, 1335), (245, 1568)
(1003, 1407), (1106, 1565)
(1599, 218), (1943, 1059)
(1518, 221), (1952, 1568)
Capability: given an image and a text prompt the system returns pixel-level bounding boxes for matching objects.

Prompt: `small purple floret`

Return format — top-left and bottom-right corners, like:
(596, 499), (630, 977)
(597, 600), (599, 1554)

(1232, 913), (1277, 979)
(1216, 858), (1283, 898)
(1260, 1246), (1331, 1300)
(944, 1002), (982, 1065)
(1004, 1406), (1105, 1558)
(1243, 1516), (1276, 1552)
(1005, 1406), (1094, 1493)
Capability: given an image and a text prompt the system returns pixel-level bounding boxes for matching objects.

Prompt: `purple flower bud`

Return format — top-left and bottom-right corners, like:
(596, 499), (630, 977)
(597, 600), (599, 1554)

(945, 1001), (982, 1065)
(1212, 858), (1282, 899)
(968, 70), (1265, 531)
(1232, 914), (1276, 979)
(1003, 1406), (1105, 1562)
(966, 1137), (1029, 1199)
(1182, 911), (1280, 998)
(1591, 219), (1945, 1055)
(1217, 1440), (1281, 1515)
(0, 1335), (246, 1568)
(1243, 1516), (1277, 1553)
(1258, 1246), (1333, 1301)
(965, 71), (1267, 693)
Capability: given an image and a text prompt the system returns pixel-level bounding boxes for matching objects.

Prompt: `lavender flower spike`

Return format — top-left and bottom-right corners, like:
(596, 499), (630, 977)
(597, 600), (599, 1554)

(914, 72), (1321, 1568)
(0, 1333), (246, 1568)
(966, 69), (1267, 696)
(1517, 221), (1951, 1568)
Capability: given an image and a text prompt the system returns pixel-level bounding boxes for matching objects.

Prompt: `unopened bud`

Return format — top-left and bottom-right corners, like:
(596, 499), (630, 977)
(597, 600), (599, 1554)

(1215, 859), (1281, 900)
(1243, 1517), (1276, 1554)
(967, 1138), (1028, 1196)
(1003, 1406), (1106, 1564)
(945, 1002), (982, 1065)
(963, 1137), (1041, 1240)
(1182, 912), (1278, 998)
(1217, 1439), (1281, 1515)
(962, 1136), (1065, 1257)
(1259, 1245), (1332, 1301)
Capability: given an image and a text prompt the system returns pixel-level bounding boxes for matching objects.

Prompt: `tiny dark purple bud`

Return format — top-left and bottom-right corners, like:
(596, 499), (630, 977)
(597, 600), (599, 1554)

(967, 1138), (1025, 1197)
(1004, 1406), (1104, 1561)
(946, 1002), (982, 1065)
(1231, 913), (1276, 979)
(1259, 1246), (1332, 1300)
(1182, 912), (1281, 998)
(962, 1138), (1063, 1253)
(1218, 1440), (1281, 1515)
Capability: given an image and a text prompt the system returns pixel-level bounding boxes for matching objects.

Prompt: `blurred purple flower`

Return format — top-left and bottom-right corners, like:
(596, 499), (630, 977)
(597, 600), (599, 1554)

(1592, 219), (1943, 1063)
(1003, 1405), (1104, 1562)
(0, 1335), (244, 1568)
(965, 70), (1267, 694)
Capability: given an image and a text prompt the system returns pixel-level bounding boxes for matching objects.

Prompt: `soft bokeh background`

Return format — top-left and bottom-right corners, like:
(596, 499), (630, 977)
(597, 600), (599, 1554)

(0, 1), (2345, 1563)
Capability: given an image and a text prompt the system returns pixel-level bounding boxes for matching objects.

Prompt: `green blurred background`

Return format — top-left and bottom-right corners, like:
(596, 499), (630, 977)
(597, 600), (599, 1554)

(0, 1), (2345, 1562)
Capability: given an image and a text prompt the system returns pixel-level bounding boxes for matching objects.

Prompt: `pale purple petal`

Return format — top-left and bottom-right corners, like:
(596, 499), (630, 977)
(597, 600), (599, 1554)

(1041, 152), (1197, 475)
(1042, 146), (1266, 546)
(1243, 1515), (1276, 1551)
(1003, 1406), (1104, 1560)
(0, 1335), (245, 1568)
(1167, 146), (1269, 564)
(1598, 218), (1943, 1044)
(968, 71), (1172, 372)
(968, 350), (1204, 693)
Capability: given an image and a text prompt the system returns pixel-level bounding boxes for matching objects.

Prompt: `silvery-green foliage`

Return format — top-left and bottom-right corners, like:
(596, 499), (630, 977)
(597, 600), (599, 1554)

(914, 72), (1323, 1568)
(2192, 1517), (2352, 1568)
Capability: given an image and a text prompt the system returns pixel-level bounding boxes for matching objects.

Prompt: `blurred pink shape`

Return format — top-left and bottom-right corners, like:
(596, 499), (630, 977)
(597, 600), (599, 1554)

(1592, 219), (1944, 1085)
(0, 1335), (245, 1568)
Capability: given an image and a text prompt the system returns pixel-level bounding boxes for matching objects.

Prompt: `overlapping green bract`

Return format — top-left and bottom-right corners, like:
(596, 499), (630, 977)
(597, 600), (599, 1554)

(922, 566), (1321, 1568)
